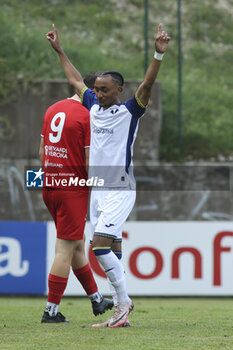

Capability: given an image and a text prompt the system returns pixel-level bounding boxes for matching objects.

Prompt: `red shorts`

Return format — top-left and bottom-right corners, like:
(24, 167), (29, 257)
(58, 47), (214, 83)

(43, 188), (89, 240)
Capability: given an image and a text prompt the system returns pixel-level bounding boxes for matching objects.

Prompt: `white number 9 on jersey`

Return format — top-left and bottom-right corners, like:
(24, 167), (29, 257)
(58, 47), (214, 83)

(49, 112), (66, 143)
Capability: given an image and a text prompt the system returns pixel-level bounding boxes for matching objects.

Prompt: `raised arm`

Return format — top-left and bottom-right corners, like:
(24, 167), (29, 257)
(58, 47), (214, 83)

(136, 24), (170, 107)
(46, 24), (86, 96)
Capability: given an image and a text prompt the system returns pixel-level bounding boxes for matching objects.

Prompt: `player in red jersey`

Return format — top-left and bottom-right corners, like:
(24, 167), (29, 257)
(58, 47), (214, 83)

(40, 91), (113, 323)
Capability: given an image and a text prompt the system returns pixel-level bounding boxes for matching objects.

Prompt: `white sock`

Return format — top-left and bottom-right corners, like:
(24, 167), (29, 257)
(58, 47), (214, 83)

(88, 291), (103, 303)
(45, 302), (58, 317)
(107, 278), (117, 306)
(107, 256), (127, 306)
(97, 251), (130, 303)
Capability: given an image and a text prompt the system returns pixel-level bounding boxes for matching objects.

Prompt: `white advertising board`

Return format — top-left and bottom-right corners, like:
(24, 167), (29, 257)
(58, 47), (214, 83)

(47, 221), (233, 296)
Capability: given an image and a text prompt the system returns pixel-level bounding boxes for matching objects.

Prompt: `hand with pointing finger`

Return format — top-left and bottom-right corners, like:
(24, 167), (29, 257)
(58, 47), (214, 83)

(155, 23), (171, 53)
(46, 24), (62, 53)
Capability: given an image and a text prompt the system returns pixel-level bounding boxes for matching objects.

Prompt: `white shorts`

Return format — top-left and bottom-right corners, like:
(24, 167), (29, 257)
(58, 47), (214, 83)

(90, 189), (136, 242)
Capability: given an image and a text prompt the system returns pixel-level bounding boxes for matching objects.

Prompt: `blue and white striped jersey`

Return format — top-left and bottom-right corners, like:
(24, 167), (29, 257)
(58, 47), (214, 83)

(81, 87), (146, 188)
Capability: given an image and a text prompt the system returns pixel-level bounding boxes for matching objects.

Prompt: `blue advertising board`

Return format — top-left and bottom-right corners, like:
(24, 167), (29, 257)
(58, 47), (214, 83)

(0, 221), (47, 294)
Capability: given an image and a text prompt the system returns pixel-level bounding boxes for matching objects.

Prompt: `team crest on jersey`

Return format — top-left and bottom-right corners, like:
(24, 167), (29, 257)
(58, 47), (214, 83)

(110, 109), (119, 114)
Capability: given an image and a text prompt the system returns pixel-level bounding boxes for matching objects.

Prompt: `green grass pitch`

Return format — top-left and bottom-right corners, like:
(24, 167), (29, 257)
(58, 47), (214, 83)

(1, 297), (233, 350)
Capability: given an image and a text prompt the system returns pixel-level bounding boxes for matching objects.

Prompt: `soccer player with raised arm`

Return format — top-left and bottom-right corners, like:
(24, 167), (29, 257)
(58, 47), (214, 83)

(46, 23), (170, 327)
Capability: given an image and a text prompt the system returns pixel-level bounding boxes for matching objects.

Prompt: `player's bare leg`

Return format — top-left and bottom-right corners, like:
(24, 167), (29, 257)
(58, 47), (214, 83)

(50, 238), (76, 276)
(71, 237), (87, 268)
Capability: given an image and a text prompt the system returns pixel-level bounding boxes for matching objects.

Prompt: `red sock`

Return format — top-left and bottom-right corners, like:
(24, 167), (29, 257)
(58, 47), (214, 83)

(73, 264), (98, 295)
(48, 273), (68, 305)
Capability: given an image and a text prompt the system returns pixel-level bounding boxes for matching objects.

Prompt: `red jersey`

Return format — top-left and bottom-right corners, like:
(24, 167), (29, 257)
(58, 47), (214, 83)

(41, 98), (90, 190)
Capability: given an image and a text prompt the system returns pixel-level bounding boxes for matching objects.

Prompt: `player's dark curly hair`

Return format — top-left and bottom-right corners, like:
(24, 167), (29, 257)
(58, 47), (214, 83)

(100, 71), (124, 87)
